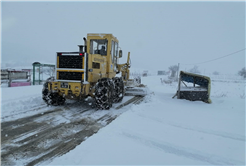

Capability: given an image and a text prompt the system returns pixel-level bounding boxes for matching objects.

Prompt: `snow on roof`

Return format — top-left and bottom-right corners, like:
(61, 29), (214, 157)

(87, 33), (113, 38)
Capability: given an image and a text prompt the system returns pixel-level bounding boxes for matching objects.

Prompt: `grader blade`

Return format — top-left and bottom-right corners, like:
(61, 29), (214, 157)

(125, 87), (148, 96)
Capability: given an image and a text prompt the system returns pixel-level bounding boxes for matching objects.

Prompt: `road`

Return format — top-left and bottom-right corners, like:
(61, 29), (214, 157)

(1, 96), (144, 166)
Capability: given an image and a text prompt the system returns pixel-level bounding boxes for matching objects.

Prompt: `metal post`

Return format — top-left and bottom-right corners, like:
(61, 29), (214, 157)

(33, 64), (35, 85)
(177, 72), (181, 99)
(193, 76), (195, 87)
(39, 65), (41, 85)
(8, 71), (11, 87)
(177, 63), (180, 80)
(84, 53), (87, 83)
(42, 64), (43, 83)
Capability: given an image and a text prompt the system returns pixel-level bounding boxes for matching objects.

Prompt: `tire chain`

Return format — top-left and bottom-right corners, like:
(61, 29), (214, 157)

(95, 78), (114, 110)
(42, 77), (65, 106)
(112, 77), (124, 103)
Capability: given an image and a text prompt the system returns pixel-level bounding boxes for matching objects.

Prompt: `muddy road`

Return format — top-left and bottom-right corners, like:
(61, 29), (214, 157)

(1, 96), (144, 166)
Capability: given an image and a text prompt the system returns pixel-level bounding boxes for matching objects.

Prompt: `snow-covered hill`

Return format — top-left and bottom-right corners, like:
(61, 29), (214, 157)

(1, 75), (245, 165)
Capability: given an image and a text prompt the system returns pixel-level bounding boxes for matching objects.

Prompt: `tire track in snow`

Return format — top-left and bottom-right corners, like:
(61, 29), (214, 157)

(1, 115), (98, 165)
(168, 122), (245, 142)
(1, 104), (93, 165)
(1, 95), (144, 166)
(115, 96), (144, 109)
(138, 114), (245, 142)
(122, 132), (244, 165)
(26, 115), (117, 166)
(1, 104), (47, 122)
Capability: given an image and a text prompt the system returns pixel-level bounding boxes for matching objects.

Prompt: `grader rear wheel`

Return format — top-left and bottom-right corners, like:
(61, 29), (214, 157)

(42, 77), (65, 106)
(94, 78), (114, 109)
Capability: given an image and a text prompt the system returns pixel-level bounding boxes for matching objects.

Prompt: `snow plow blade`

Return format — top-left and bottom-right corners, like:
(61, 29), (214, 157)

(125, 87), (148, 96)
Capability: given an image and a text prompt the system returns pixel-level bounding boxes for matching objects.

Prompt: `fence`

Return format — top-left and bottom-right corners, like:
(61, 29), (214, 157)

(203, 73), (245, 81)
(1, 69), (31, 87)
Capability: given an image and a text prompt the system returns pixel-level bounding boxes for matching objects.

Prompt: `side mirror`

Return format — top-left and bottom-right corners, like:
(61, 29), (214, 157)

(119, 50), (122, 58)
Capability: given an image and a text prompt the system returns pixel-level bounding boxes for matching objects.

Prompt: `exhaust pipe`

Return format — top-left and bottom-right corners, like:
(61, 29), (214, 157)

(83, 37), (87, 52)
(78, 37), (87, 52)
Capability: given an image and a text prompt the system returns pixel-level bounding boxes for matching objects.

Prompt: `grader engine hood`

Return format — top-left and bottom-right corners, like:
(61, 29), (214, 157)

(56, 52), (88, 82)
(49, 51), (89, 100)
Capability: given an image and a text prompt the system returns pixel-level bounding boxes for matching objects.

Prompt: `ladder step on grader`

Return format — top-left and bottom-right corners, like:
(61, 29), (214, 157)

(42, 33), (147, 109)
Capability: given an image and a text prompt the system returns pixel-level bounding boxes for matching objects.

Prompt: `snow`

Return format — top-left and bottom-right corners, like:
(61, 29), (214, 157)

(1, 85), (44, 120)
(1, 75), (245, 165)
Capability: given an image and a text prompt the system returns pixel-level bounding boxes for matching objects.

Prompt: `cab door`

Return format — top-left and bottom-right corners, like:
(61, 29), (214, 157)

(88, 39), (108, 81)
(111, 40), (118, 73)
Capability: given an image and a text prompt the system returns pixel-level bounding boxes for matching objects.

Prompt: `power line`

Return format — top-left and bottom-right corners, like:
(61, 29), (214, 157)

(181, 48), (246, 65)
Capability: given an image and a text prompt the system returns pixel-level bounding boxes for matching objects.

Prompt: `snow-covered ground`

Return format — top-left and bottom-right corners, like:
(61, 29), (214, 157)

(1, 75), (245, 165)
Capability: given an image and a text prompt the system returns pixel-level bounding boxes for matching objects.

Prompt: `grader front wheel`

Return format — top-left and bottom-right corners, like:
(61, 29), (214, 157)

(94, 78), (114, 110)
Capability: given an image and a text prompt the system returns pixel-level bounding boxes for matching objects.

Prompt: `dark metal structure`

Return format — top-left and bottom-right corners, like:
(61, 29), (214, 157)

(173, 71), (212, 103)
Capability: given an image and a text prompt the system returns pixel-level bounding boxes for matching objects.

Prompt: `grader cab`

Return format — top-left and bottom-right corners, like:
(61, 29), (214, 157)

(42, 33), (145, 109)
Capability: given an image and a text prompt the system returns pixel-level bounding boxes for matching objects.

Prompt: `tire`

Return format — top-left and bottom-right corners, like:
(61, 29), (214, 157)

(42, 77), (65, 106)
(46, 92), (65, 106)
(94, 78), (114, 109)
(112, 77), (124, 102)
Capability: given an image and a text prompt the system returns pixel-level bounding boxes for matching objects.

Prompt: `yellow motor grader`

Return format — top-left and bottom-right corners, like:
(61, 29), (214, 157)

(42, 33), (145, 109)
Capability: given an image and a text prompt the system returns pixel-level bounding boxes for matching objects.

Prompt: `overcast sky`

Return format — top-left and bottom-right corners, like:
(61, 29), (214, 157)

(2, 1), (245, 74)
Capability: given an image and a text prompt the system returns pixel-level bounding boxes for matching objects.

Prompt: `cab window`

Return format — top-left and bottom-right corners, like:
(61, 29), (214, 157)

(90, 39), (108, 56)
(111, 40), (118, 63)
(115, 42), (118, 57)
(111, 40), (115, 62)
